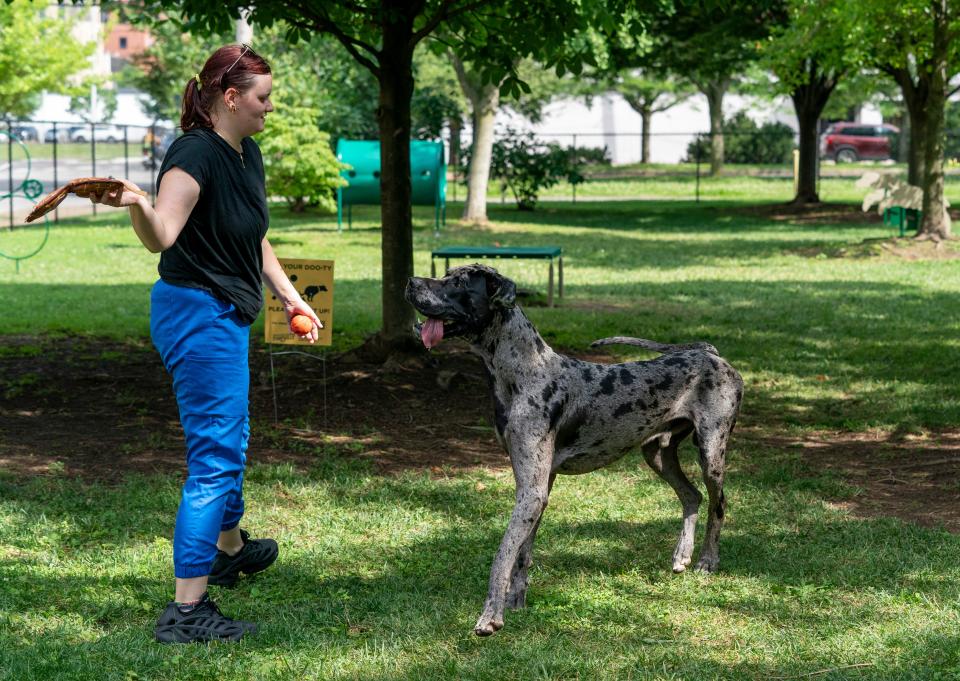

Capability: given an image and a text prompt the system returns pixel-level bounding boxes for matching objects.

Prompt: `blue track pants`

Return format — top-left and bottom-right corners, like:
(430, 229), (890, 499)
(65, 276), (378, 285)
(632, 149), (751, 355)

(150, 279), (251, 579)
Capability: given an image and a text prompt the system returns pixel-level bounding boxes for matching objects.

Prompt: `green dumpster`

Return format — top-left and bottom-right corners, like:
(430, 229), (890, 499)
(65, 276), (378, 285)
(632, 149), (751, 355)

(336, 139), (446, 233)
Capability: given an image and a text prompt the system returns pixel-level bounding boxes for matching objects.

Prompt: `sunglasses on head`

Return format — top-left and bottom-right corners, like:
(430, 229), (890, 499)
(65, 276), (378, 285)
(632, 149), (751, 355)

(224, 43), (257, 76)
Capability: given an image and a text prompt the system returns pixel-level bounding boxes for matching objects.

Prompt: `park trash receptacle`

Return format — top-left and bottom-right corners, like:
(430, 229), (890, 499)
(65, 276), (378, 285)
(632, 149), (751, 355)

(336, 139), (447, 233)
(883, 206), (920, 237)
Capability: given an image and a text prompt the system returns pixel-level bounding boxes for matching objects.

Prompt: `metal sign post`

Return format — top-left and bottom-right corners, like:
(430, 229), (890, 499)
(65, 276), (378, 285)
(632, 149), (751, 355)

(264, 258), (334, 425)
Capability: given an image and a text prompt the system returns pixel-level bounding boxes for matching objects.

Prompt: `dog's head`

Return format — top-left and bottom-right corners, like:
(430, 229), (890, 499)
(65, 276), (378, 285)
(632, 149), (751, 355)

(405, 264), (517, 349)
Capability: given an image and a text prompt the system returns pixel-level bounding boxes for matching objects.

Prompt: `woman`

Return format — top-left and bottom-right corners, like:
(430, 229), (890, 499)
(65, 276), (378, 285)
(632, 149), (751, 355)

(91, 43), (321, 643)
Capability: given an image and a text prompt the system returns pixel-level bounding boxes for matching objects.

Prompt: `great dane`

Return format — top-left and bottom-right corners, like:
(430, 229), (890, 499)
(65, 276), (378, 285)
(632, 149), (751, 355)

(404, 264), (743, 636)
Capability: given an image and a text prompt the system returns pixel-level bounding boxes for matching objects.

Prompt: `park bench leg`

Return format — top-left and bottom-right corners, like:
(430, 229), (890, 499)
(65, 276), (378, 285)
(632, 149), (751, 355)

(558, 256), (564, 298)
(445, 257), (450, 274)
(548, 260), (554, 307)
(431, 258), (436, 278)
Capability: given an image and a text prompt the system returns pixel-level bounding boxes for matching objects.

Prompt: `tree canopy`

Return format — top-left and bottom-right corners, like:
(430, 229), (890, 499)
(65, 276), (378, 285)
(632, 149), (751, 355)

(126, 0), (645, 354)
(0, 0), (96, 118)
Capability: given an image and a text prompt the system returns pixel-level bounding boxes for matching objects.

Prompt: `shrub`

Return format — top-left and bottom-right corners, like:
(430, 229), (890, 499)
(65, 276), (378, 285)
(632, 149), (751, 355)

(487, 129), (584, 210)
(684, 111), (796, 164)
(568, 145), (611, 166)
(258, 104), (345, 212)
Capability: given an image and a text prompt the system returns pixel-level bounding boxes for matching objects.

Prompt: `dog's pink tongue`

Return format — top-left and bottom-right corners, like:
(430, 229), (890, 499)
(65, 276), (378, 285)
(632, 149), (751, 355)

(421, 318), (444, 349)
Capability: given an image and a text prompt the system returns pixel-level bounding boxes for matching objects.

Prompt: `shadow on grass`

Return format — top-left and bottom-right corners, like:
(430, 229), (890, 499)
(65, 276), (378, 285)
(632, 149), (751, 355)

(2, 457), (959, 679)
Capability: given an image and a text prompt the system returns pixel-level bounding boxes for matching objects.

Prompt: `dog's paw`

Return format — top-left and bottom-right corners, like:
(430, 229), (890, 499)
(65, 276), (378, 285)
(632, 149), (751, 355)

(474, 614), (504, 636)
(694, 556), (719, 573)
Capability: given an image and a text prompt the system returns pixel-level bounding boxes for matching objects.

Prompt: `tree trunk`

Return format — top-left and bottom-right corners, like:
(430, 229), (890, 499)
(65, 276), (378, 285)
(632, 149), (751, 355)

(793, 107), (823, 204)
(908, 104), (927, 187)
(919, 0), (950, 240)
(452, 54), (500, 223)
(889, 67), (928, 187)
(898, 109), (910, 163)
(375, 18), (419, 352)
(789, 63), (838, 205)
(448, 115), (462, 170)
(701, 78), (729, 176)
(640, 105), (652, 164)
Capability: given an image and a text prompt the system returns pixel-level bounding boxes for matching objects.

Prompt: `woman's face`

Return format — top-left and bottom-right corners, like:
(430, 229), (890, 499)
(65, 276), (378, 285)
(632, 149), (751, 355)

(230, 74), (274, 135)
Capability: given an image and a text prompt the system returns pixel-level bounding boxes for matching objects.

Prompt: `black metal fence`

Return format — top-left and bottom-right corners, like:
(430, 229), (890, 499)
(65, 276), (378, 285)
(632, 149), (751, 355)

(5, 119), (960, 227)
(448, 127), (960, 206)
(2, 120), (168, 226)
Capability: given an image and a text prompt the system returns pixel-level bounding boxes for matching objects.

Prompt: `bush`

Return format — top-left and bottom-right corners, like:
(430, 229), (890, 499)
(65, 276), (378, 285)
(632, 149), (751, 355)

(568, 145), (611, 166)
(487, 129), (584, 210)
(258, 104), (345, 212)
(684, 111), (796, 164)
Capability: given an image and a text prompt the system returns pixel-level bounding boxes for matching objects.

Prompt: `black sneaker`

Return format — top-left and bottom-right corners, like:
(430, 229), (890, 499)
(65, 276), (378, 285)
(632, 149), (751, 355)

(154, 593), (256, 644)
(207, 529), (279, 587)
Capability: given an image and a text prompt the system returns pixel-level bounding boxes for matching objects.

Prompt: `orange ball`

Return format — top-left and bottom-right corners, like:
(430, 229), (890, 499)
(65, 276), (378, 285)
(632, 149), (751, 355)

(290, 314), (313, 335)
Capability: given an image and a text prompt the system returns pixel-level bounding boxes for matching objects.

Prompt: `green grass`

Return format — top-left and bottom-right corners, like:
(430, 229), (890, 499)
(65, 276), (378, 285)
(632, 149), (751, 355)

(2, 452), (960, 679)
(3, 196), (960, 679)
(14, 142), (137, 161)
(526, 170), (960, 204)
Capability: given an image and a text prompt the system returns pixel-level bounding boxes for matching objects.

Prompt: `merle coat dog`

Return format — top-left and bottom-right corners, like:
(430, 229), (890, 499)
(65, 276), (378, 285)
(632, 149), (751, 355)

(404, 264), (743, 636)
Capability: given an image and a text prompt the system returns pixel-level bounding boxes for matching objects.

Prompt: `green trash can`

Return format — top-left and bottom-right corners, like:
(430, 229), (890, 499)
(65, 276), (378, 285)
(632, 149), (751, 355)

(336, 139), (446, 234)
(883, 206), (920, 237)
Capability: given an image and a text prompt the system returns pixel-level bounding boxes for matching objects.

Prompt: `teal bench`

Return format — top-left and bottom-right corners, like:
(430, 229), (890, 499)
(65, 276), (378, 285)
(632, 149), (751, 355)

(431, 246), (564, 307)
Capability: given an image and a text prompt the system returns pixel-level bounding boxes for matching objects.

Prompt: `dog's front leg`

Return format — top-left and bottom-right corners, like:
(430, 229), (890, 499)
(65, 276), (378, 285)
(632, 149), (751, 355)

(506, 472), (556, 610)
(475, 442), (552, 636)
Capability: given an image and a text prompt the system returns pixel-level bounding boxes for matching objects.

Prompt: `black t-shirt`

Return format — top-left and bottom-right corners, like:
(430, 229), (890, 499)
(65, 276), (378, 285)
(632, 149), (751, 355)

(157, 127), (269, 325)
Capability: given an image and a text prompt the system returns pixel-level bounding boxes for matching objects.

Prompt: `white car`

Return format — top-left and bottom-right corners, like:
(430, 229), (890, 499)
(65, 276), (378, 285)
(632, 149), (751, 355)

(68, 125), (125, 144)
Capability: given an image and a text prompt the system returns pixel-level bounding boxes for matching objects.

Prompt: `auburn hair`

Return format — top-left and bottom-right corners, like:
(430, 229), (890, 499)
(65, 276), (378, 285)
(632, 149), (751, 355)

(180, 44), (271, 131)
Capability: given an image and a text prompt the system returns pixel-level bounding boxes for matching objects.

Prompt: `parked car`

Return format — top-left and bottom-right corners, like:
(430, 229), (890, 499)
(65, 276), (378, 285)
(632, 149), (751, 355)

(6, 124), (39, 142)
(43, 125), (85, 143)
(820, 122), (899, 163)
(69, 125), (125, 144)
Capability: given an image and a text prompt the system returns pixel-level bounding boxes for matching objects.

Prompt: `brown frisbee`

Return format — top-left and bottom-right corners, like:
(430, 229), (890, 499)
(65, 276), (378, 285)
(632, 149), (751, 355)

(24, 177), (147, 223)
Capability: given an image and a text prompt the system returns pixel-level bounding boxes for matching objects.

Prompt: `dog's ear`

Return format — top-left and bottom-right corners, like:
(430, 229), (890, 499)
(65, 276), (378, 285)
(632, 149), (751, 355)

(490, 278), (516, 309)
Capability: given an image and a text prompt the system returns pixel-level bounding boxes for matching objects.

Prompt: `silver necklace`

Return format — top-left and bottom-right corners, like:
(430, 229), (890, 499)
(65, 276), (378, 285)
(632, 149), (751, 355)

(214, 129), (244, 168)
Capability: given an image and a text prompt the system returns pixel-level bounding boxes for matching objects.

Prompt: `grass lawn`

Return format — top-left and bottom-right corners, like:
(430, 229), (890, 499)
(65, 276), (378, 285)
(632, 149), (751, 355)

(14, 142), (137, 162)
(2, 198), (960, 679)
(445, 161), (960, 205)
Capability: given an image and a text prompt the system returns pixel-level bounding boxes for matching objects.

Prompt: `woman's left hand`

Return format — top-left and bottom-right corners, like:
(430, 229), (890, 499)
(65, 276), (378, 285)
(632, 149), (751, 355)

(284, 299), (323, 343)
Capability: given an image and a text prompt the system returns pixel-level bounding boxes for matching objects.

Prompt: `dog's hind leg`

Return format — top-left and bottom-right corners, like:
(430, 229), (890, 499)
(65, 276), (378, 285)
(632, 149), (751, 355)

(641, 421), (702, 573)
(693, 424), (729, 573)
(505, 472), (556, 610)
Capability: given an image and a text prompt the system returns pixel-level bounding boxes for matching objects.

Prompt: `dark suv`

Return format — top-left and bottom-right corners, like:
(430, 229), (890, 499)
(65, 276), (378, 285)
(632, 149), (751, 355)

(820, 122), (899, 163)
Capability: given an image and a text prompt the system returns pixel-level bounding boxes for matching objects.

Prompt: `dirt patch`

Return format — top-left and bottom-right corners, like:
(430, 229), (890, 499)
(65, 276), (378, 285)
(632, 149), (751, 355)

(0, 335), (511, 481)
(731, 202), (884, 225)
(753, 428), (960, 533)
(2, 336), (959, 533)
(788, 236), (960, 261)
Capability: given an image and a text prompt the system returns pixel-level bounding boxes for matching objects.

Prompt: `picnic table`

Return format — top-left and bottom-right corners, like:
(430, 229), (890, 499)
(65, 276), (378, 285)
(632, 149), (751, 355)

(431, 245), (564, 307)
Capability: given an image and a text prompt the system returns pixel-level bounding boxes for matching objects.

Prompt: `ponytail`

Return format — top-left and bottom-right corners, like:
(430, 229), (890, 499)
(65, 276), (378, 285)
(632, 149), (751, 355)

(180, 75), (213, 131)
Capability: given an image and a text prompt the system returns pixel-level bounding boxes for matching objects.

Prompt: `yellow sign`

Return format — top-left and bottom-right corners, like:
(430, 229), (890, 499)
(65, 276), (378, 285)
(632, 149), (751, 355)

(264, 258), (334, 345)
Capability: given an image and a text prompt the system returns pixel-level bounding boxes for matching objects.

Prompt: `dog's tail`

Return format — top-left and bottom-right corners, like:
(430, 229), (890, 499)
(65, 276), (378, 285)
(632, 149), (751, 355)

(590, 336), (719, 356)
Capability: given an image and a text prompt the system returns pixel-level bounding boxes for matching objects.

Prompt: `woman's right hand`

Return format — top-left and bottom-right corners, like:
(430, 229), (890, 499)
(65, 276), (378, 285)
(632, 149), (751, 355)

(87, 179), (147, 208)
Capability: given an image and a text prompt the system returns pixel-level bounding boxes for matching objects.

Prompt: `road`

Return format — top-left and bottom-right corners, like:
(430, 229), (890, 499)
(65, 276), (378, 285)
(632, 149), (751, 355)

(1, 155), (160, 226)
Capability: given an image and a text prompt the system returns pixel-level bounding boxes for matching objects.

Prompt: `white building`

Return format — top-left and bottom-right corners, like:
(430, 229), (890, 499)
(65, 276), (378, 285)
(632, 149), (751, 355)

(497, 92), (884, 165)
